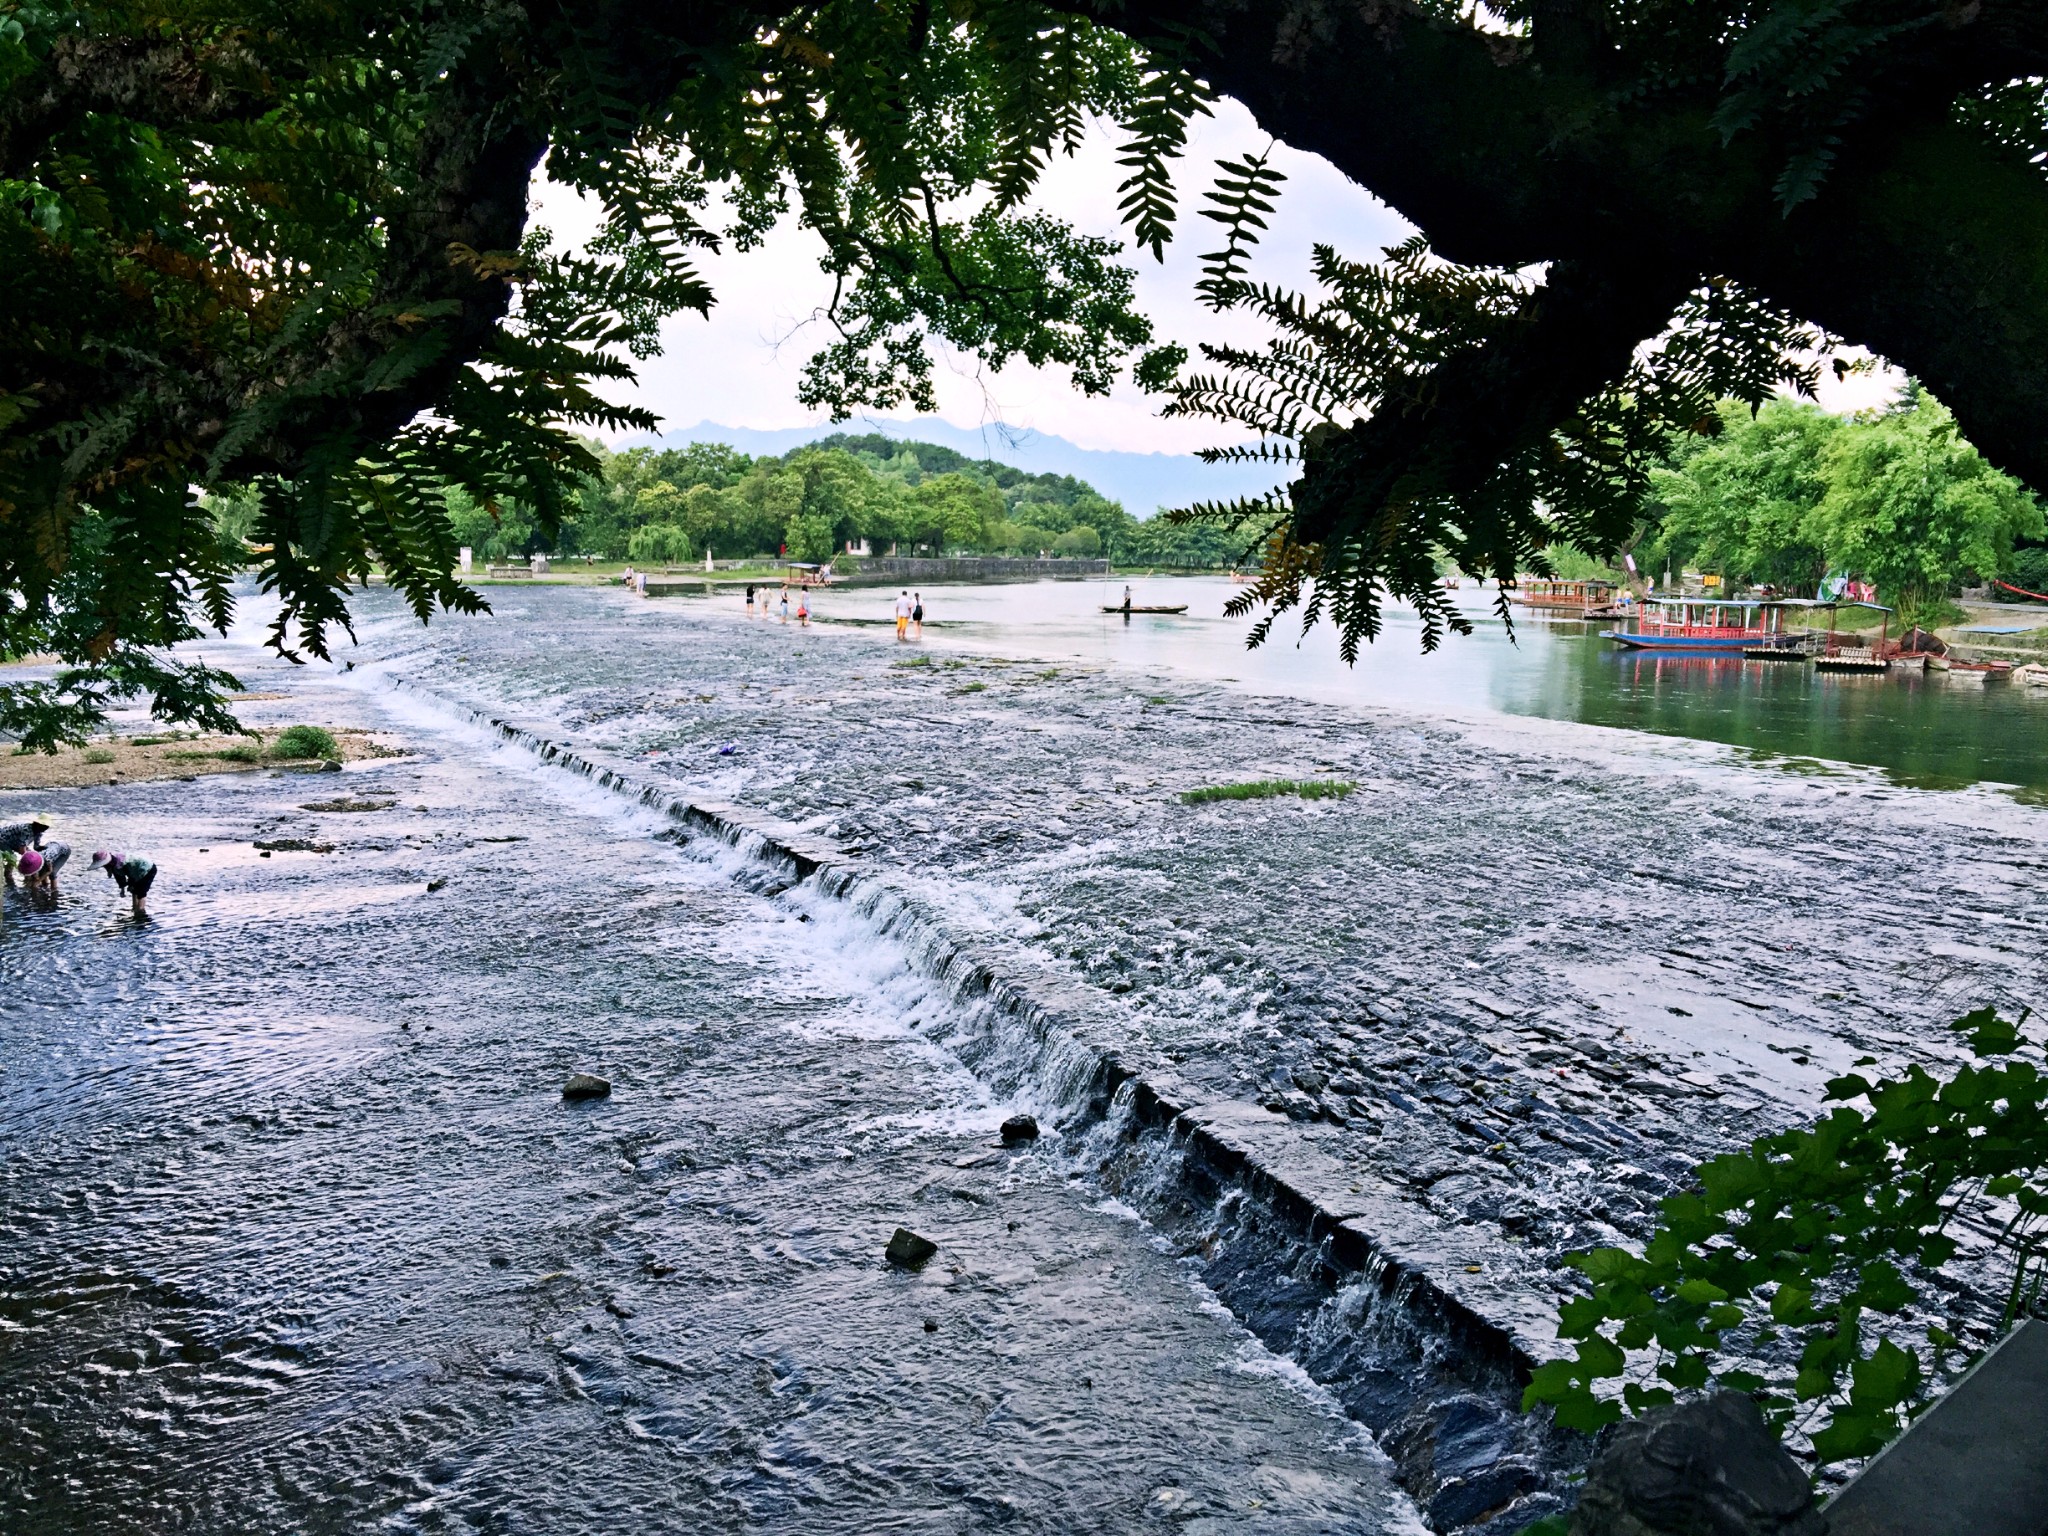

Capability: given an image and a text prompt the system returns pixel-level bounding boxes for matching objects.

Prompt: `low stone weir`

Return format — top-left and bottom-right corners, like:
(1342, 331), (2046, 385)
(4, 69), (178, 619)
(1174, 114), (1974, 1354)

(381, 671), (1584, 1533)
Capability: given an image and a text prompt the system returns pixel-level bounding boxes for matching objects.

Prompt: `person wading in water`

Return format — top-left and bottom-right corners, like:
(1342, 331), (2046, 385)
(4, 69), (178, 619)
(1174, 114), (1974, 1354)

(91, 850), (158, 918)
(1, 814), (50, 887)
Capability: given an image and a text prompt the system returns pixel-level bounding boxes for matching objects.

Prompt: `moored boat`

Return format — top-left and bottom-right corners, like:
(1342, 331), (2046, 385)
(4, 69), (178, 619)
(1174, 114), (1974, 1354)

(1603, 596), (1803, 652)
(1930, 657), (2012, 681)
(1515, 578), (1619, 614)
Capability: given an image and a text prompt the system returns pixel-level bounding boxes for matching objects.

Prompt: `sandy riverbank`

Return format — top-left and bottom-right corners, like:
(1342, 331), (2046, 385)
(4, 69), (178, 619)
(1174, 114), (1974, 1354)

(0, 724), (410, 791)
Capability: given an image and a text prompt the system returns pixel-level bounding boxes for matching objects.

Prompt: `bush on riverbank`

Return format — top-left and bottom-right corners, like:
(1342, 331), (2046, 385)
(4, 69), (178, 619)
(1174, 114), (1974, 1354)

(269, 725), (338, 760)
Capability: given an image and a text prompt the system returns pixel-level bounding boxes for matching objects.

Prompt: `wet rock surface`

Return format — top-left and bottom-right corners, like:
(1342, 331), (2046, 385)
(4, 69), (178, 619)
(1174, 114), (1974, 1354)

(1571, 1393), (1821, 1536)
(884, 1227), (939, 1269)
(352, 587), (2048, 1352)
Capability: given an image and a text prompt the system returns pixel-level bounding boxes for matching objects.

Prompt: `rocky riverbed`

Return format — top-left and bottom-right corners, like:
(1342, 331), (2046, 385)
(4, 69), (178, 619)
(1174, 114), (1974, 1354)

(8, 580), (2040, 1534)
(348, 587), (2048, 1363)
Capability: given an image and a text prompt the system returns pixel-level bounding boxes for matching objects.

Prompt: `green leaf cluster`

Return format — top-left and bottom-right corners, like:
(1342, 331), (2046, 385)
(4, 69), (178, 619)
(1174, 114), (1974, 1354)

(1524, 1008), (2048, 1468)
(2, 0), (1203, 744)
(1162, 234), (1829, 657)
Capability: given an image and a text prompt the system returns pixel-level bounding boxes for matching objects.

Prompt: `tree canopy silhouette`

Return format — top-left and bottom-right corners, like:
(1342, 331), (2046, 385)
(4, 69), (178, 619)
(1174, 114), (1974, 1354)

(3, 0), (2043, 739)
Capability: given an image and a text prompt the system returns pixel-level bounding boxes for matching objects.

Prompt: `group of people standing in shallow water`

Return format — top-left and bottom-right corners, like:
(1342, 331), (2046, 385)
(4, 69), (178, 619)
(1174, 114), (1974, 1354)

(738, 584), (926, 638)
(742, 583), (810, 626)
(2, 814), (155, 916)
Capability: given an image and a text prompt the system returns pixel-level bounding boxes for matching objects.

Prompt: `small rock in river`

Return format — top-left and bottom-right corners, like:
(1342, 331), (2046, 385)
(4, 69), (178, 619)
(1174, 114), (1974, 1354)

(884, 1227), (938, 1270)
(922, 1318), (938, 1333)
(999, 1113), (1040, 1145)
(562, 1073), (612, 1101)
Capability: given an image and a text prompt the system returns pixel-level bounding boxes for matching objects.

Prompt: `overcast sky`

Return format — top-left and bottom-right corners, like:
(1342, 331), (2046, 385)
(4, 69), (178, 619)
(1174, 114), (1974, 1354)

(531, 98), (1899, 455)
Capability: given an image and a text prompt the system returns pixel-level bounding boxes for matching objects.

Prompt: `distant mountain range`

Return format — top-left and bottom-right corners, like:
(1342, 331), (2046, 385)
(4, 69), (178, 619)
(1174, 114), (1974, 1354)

(641, 418), (1287, 517)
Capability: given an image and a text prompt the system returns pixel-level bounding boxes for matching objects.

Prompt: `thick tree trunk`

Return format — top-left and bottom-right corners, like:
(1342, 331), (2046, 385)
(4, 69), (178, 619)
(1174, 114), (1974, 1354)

(1748, 121), (2048, 495)
(1076, 0), (2048, 498)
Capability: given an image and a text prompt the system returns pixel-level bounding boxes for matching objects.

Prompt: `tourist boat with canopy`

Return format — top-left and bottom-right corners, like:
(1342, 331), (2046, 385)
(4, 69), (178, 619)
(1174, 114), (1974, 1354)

(1602, 596), (1803, 652)
(1514, 578), (1620, 614)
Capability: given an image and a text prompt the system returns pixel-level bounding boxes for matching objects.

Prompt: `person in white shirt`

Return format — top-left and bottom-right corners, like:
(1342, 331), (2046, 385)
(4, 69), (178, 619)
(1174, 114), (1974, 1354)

(894, 590), (912, 639)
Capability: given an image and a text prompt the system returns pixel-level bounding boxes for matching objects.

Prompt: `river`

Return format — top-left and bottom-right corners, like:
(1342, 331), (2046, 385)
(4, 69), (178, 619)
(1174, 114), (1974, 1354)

(3, 575), (2042, 1534)
(810, 574), (2048, 796)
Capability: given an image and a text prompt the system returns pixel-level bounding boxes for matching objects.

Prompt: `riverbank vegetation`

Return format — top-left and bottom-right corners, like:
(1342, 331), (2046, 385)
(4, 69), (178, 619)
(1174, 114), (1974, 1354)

(1636, 389), (2043, 627)
(0, 726), (402, 789)
(1180, 779), (1356, 806)
(418, 433), (1242, 571)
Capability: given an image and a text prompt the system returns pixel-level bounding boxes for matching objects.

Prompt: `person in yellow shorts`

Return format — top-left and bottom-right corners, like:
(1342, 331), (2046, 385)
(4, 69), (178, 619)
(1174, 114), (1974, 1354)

(894, 590), (912, 639)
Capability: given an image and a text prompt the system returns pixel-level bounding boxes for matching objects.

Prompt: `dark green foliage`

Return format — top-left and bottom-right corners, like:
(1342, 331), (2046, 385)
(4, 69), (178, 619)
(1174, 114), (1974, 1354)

(1999, 544), (2048, 600)
(1165, 235), (1830, 658)
(269, 725), (338, 760)
(1523, 1009), (2048, 1467)
(9, 0), (2048, 741)
(0, 0), (1187, 744)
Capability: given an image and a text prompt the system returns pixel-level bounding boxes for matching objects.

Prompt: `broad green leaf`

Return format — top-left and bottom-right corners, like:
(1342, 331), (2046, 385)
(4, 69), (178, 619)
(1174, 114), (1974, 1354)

(1811, 1409), (1896, 1464)
(1849, 1339), (1920, 1412)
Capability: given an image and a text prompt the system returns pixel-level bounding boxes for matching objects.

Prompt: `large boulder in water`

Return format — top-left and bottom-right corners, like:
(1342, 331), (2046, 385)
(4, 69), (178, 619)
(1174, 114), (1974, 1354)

(1571, 1392), (1820, 1536)
(562, 1074), (612, 1102)
(999, 1113), (1040, 1145)
(884, 1227), (938, 1270)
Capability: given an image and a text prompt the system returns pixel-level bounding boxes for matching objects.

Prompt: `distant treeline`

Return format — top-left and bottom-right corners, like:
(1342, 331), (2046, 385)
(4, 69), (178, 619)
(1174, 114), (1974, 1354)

(420, 433), (1247, 568)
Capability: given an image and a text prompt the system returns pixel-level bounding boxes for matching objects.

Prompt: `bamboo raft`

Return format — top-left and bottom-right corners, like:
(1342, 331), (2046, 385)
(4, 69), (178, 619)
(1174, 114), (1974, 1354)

(1103, 604), (1190, 615)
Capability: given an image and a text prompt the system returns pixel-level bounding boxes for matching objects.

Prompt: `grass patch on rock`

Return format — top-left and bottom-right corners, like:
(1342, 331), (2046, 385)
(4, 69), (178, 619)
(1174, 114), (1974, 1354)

(1179, 778), (1356, 806)
(269, 724), (338, 760)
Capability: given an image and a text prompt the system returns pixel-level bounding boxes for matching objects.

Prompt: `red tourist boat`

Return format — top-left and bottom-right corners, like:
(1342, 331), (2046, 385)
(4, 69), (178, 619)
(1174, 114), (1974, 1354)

(1603, 596), (1803, 652)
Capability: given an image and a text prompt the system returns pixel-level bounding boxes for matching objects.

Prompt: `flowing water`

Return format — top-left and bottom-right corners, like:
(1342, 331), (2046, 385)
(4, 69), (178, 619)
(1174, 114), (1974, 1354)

(4, 575), (2043, 1534)
(0, 664), (1419, 1534)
